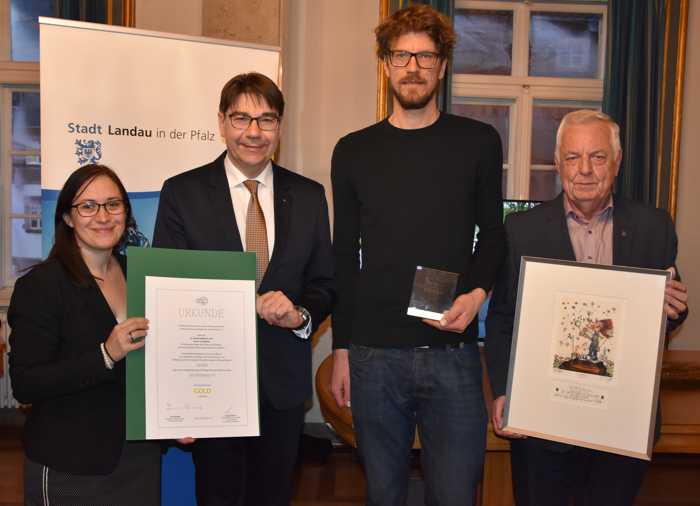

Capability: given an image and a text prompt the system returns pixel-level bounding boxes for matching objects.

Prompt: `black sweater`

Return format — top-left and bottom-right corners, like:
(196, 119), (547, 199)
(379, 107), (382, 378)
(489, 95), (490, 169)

(331, 113), (506, 348)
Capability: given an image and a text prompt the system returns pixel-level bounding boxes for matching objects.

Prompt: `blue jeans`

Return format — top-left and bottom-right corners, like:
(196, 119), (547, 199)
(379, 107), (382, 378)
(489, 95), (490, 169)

(350, 343), (487, 506)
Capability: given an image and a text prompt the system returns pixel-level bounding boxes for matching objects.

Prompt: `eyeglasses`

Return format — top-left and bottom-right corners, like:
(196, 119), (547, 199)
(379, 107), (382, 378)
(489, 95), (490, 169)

(388, 50), (441, 69)
(71, 199), (126, 217)
(227, 113), (280, 131)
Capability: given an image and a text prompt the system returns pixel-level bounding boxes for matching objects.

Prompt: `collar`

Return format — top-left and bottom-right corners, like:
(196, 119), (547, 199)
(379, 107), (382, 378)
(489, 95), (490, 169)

(563, 193), (614, 223)
(223, 155), (273, 188)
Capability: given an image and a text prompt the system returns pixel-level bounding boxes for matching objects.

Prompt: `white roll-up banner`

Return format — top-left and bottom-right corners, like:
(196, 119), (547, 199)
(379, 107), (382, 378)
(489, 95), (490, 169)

(39, 17), (281, 254)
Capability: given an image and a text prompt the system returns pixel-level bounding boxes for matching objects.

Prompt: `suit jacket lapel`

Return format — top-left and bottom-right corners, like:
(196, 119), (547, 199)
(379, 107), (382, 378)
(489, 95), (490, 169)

(265, 164), (292, 279)
(83, 256), (126, 334)
(545, 193), (577, 261)
(612, 195), (634, 267)
(83, 284), (117, 331)
(207, 152), (244, 251)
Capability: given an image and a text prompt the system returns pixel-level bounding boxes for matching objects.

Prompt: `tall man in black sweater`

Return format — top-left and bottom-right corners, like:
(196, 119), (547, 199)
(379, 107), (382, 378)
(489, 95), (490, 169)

(330, 5), (505, 505)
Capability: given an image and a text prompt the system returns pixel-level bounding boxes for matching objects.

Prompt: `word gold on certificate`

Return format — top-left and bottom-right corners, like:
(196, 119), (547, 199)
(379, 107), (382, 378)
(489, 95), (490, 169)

(144, 276), (258, 439)
(407, 266), (459, 321)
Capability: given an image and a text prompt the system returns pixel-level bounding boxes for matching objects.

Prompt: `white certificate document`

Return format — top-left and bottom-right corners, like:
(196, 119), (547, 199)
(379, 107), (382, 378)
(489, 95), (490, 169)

(144, 275), (259, 439)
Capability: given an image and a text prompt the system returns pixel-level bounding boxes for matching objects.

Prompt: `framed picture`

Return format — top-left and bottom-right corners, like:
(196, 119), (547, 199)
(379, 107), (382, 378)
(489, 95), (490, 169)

(503, 257), (669, 460)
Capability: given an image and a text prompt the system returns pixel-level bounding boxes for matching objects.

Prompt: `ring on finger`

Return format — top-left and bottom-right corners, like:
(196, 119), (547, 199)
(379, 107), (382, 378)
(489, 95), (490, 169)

(129, 331), (135, 344)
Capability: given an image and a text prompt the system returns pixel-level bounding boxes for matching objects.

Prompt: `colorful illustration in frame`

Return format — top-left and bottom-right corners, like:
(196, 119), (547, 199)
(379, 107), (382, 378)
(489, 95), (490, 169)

(552, 293), (625, 379)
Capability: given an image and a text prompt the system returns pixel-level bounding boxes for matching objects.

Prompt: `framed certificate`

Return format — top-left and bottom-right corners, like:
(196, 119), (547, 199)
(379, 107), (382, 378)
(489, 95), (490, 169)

(503, 257), (669, 460)
(126, 247), (258, 440)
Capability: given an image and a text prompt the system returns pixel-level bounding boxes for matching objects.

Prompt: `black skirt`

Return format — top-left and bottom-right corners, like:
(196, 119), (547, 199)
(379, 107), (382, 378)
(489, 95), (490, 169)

(24, 441), (160, 506)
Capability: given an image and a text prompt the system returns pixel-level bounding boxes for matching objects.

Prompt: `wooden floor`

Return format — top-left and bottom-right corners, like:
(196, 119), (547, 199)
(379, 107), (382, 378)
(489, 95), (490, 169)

(0, 412), (23, 506)
(291, 445), (700, 506)
(291, 439), (431, 506)
(1, 411), (699, 506)
(292, 448), (368, 506)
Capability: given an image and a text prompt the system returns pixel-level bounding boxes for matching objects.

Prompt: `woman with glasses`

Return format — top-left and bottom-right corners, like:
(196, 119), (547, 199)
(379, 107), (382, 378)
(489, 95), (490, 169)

(8, 164), (160, 505)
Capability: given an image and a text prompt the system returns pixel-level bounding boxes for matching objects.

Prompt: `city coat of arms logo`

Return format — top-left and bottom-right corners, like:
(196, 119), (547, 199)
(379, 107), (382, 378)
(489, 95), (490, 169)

(74, 139), (103, 165)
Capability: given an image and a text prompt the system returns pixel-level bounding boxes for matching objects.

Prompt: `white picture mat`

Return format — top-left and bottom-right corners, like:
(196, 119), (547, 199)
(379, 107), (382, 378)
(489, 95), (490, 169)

(144, 276), (259, 439)
(504, 257), (668, 460)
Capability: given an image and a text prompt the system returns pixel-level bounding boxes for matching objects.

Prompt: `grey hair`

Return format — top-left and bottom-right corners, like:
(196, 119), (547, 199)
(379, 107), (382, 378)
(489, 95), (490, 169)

(554, 109), (621, 163)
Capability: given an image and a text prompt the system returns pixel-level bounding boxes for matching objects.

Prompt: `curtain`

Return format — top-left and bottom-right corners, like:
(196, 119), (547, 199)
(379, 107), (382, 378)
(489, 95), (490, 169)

(603, 0), (688, 216)
(56, 0), (107, 23)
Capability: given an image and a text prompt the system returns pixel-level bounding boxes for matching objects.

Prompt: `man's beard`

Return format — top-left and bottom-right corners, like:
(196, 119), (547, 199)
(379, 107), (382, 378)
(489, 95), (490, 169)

(390, 72), (440, 110)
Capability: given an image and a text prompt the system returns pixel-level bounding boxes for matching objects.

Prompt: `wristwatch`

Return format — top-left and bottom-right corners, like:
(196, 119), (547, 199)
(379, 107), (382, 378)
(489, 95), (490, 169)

(293, 305), (311, 331)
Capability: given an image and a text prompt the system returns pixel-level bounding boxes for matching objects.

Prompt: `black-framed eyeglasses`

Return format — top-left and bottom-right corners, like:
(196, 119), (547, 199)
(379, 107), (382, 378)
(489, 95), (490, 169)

(388, 50), (441, 69)
(227, 113), (280, 131)
(71, 199), (126, 217)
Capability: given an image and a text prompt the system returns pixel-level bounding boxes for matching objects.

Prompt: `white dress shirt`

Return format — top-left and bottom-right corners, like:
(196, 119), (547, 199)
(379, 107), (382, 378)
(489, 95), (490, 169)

(223, 154), (311, 339)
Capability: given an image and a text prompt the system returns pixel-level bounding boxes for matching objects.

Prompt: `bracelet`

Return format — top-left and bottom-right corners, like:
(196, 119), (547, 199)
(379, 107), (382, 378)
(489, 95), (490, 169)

(103, 342), (116, 362)
(100, 342), (115, 370)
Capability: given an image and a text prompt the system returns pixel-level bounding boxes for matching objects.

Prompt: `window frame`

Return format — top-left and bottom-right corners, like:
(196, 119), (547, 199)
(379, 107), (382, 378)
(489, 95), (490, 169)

(0, 0), (40, 297)
(452, 0), (606, 199)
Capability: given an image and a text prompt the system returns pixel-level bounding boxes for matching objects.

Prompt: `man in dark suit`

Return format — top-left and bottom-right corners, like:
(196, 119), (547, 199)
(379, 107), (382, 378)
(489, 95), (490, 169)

(486, 109), (689, 506)
(153, 72), (334, 506)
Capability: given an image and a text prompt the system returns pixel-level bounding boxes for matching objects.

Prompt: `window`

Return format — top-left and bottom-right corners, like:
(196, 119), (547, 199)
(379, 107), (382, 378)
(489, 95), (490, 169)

(451, 1), (605, 200)
(1, 0), (42, 288)
(10, 0), (56, 61)
(4, 88), (42, 280)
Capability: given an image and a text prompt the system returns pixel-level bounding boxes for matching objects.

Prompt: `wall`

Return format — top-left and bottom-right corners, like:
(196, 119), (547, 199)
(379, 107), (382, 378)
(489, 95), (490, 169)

(136, 0), (281, 45)
(203, 0), (280, 46)
(279, 0), (377, 190)
(671, 1), (699, 350)
(135, 0), (202, 36)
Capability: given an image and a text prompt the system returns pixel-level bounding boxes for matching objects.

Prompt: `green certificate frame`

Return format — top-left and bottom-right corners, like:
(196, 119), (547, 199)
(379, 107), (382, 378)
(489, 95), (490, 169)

(126, 247), (256, 440)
